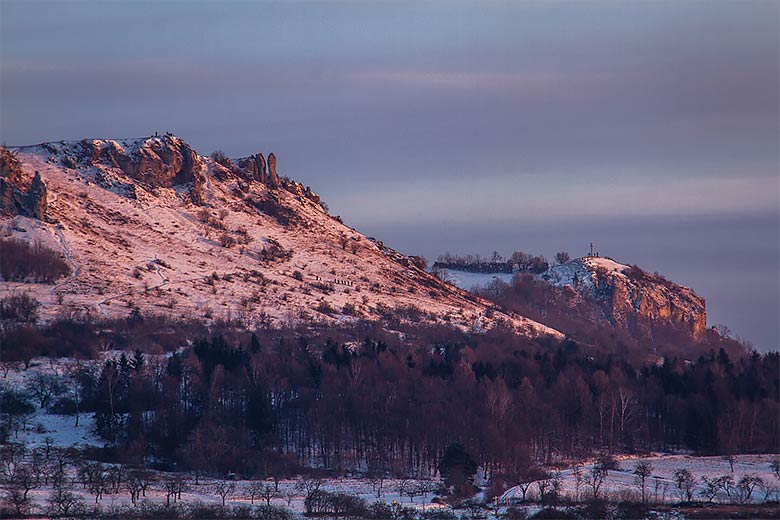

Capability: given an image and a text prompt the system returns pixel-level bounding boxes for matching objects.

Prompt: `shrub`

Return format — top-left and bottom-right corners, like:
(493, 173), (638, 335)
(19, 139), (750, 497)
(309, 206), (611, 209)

(555, 251), (571, 264)
(0, 238), (71, 283)
(210, 150), (235, 170)
(219, 233), (236, 248)
(0, 293), (41, 324)
(249, 197), (299, 227)
(316, 301), (335, 315)
(305, 490), (367, 517)
(409, 255), (427, 270)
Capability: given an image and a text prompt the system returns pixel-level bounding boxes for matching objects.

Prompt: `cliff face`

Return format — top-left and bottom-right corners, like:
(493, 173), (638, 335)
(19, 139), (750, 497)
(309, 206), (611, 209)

(75, 135), (203, 187)
(545, 257), (707, 340)
(0, 147), (48, 219)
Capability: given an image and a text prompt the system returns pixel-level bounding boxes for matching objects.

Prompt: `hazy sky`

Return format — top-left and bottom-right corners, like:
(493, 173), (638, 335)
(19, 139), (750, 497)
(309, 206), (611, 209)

(1, 1), (778, 349)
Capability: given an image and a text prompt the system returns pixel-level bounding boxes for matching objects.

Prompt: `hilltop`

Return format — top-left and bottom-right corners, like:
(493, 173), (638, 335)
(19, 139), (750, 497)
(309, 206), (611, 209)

(435, 252), (710, 349)
(0, 135), (558, 337)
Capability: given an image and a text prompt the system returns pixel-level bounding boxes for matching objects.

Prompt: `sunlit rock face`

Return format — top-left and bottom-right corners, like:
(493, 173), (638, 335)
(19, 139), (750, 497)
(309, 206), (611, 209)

(1, 147), (48, 220)
(76, 135), (203, 187)
(545, 256), (707, 341)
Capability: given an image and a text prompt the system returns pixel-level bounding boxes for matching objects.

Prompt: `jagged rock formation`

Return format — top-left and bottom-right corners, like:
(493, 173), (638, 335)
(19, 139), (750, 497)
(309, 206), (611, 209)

(76, 135), (203, 187)
(1, 148), (48, 219)
(545, 256), (707, 340)
(267, 152), (280, 186)
(237, 153), (267, 183)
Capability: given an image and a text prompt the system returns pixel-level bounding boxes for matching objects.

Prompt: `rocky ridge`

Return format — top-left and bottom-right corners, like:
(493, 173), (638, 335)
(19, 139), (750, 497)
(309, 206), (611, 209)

(0, 135), (559, 337)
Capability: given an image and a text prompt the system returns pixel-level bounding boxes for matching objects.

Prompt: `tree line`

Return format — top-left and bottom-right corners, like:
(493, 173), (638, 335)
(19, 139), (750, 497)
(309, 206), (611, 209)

(3, 321), (771, 480)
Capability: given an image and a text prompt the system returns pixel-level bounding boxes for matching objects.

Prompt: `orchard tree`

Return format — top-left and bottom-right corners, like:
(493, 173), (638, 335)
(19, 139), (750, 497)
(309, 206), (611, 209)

(633, 461), (653, 504)
(673, 469), (695, 502)
(213, 480), (235, 506)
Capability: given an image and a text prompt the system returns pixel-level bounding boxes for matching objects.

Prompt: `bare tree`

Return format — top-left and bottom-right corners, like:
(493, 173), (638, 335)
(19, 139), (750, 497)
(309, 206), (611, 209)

(26, 372), (62, 409)
(164, 476), (180, 506)
(403, 482), (422, 503)
(369, 474), (385, 498)
(250, 482), (279, 506)
(48, 485), (85, 517)
(550, 471), (563, 502)
(213, 480), (235, 506)
(723, 454), (736, 473)
(673, 468), (695, 502)
(106, 464), (124, 494)
(572, 464), (583, 503)
(416, 480), (437, 502)
(736, 474), (763, 504)
(770, 458), (780, 482)
(297, 477), (323, 496)
(536, 478), (551, 502)
(2, 463), (37, 515)
(716, 474), (735, 500)
(633, 461), (653, 504)
(584, 465), (606, 502)
(126, 469), (151, 505)
(555, 251), (571, 265)
(700, 476), (720, 503)
(87, 465), (108, 504)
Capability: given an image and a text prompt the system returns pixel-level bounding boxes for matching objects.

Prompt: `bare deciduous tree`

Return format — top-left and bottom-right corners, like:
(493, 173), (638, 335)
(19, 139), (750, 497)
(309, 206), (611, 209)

(213, 480), (236, 506)
(249, 481), (279, 506)
(736, 474), (764, 504)
(673, 468), (695, 502)
(633, 461), (653, 504)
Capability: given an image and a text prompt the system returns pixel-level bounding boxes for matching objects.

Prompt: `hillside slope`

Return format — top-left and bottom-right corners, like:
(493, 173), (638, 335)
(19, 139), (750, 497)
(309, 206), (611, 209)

(0, 135), (559, 337)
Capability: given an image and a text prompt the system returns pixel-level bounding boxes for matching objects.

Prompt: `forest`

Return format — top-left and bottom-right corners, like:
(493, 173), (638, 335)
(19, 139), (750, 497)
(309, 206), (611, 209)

(2, 307), (777, 484)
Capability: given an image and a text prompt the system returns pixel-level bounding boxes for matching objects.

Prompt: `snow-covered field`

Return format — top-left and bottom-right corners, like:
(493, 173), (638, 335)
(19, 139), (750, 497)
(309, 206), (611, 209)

(437, 269), (515, 292)
(501, 454), (780, 505)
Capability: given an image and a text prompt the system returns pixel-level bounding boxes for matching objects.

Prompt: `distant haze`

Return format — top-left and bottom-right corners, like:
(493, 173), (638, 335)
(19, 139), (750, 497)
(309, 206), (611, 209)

(1, 1), (777, 349)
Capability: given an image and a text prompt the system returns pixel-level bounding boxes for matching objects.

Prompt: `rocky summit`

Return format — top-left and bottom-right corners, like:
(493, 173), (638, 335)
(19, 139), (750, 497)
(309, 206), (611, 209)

(545, 256), (707, 341)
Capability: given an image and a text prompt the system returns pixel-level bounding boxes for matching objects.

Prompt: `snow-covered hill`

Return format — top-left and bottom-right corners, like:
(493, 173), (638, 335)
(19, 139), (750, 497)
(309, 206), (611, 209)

(0, 135), (559, 337)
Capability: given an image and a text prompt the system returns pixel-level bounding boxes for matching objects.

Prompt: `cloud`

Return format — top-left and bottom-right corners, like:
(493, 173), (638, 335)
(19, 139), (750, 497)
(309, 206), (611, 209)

(325, 172), (780, 226)
(347, 70), (585, 91)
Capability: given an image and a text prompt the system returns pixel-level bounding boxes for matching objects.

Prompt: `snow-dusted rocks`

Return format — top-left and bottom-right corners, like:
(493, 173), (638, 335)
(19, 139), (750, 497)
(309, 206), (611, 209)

(236, 153), (268, 183)
(72, 135), (204, 188)
(545, 256), (707, 340)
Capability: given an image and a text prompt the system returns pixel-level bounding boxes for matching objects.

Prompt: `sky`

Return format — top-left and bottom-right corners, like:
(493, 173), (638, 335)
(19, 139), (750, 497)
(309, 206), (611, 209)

(1, 1), (778, 349)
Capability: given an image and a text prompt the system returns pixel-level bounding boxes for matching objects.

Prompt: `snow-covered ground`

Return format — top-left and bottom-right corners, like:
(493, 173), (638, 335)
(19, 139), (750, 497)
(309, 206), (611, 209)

(1, 357), (103, 450)
(501, 454), (780, 505)
(543, 256), (630, 290)
(437, 269), (515, 291)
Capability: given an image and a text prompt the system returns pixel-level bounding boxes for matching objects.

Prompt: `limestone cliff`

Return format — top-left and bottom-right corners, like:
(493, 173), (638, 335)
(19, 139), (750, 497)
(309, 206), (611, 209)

(544, 256), (707, 340)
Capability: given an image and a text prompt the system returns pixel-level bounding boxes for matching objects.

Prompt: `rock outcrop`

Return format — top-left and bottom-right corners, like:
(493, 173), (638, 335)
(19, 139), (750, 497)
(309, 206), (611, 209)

(0, 148), (48, 219)
(267, 153), (280, 186)
(237, 153), (267, 183)
(78, 135), (203, 188)
(545, 257), (707, 340)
